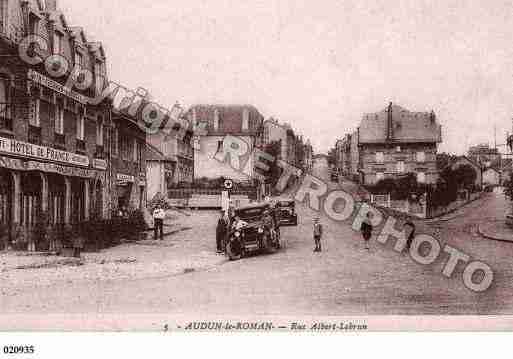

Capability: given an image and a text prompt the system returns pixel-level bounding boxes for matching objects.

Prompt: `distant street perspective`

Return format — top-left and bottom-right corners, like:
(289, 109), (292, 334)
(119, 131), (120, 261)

(2, 0), (513, 330)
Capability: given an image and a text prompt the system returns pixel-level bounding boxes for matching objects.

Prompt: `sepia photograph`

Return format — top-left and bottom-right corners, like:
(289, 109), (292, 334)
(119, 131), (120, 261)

(1, 0), (513, 334)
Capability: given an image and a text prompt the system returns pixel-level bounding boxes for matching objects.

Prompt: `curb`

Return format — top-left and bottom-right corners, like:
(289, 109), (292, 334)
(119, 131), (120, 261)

(477, 224), (513, 243)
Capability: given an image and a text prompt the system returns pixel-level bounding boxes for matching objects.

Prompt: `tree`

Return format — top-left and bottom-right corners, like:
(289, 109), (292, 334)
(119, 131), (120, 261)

(504, 173), (513, 200)
(260, 140), (283, 187)
(327, 148), (337, 168)
(436, 153), (457, 171)
(452, 164), (477, 190)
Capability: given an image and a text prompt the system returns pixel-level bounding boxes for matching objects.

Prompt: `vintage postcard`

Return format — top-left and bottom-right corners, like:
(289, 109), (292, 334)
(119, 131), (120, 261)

(1, 0), (513, 333)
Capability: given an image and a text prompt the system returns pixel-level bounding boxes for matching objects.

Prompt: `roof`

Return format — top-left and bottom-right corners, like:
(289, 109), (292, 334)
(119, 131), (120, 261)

(450, 156), (482, 170)
(359, 103), (442, 144)
(186, 104), (264, 135)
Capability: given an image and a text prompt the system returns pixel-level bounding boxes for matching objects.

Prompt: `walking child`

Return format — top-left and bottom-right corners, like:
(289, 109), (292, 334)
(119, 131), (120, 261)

(313, 217), (323, 252)
(360, 212), (373, 250)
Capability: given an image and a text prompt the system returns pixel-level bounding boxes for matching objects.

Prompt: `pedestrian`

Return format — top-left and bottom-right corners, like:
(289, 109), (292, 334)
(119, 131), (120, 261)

(153, 204), (165, 240)
(72, 225), (85, 258)
(313, 217), (323, 252)
(404, 220), (416, 251)
(216, 210), (228, 254)
(360, 212), (373, 250)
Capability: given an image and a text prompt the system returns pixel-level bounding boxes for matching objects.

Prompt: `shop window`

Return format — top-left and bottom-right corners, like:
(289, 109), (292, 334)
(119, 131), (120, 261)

(416, 151), (426, 163)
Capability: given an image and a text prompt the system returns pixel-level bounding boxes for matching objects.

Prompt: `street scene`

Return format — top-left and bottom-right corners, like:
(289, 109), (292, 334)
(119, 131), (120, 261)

(2, 0), (513, 331)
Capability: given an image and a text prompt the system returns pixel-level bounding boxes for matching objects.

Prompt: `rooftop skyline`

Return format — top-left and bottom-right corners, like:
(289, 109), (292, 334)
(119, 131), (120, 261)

(59, 0), (513, 155)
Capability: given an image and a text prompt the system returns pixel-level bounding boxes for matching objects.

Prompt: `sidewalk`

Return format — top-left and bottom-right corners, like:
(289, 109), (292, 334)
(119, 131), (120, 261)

(478, 220), (513, 243)
(0, 210), (225, 294)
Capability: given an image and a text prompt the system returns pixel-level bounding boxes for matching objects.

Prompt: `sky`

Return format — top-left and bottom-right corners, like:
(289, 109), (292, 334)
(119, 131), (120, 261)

(59, 0), (513, 155)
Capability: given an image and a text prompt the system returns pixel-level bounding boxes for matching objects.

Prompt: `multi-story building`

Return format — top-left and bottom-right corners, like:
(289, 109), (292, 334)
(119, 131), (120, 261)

(0, 0), (145, 248)
(147, 120), (194, 187)
(186, 104), (264, 182)
(145, 142), (175, 201)
(303, 139), (313, 173)
(338, 103), (442, 185)
(110, 111), (147, 211)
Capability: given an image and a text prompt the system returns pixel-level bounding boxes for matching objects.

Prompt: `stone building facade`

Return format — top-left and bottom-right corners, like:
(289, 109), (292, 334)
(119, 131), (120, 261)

(335, 103), (442, 185)
(0, 0), (146, 249)
(187, 104), (264, 183)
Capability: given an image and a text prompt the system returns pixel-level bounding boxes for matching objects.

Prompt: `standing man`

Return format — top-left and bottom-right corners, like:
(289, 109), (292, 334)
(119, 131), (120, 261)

(360, 212), (373, 250)
(313, 217), (323, 252)
(216, 210), (228, 254)
(153, 205), (165, 240)
(404, 220), (416, 251)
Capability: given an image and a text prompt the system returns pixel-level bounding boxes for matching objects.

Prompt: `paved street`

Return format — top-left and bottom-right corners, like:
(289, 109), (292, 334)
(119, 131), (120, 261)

(2, 165), (513, 322)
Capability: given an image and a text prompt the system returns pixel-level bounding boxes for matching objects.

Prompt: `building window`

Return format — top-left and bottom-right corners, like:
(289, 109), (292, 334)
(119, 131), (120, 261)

(416, 151), (425, 163)
(76, 52), (83, 67)
(55, 105), (64, 134)
(96, 116), (103, 145)
(376, 172), (384, 182)
(133, 139), (138, 162)
(30, 99), (40, 127)
(77, 114), (84, 140)
(53, 32), (63, 55)
(95, 61), (105, 95)
(375, 152), (384, 164)
(417, 172), (426, 183)
(396, 161), (405, 173)
(111, 127), (118, 157)
(29, 16), (39, 35)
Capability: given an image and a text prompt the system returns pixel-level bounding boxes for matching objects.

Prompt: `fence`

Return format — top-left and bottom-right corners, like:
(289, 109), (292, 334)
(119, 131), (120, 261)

(167, 188), (257, 209)
(370, 193), (427, 219)
(371, 191), (483, 219)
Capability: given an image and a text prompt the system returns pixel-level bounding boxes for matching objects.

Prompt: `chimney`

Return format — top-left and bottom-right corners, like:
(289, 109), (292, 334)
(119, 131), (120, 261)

(46, 0), (57, 11)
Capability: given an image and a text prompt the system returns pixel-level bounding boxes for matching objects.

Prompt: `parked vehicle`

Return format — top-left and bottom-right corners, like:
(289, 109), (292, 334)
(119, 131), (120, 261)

(276, 200), (298, 226)
(226, 203), (281, 260)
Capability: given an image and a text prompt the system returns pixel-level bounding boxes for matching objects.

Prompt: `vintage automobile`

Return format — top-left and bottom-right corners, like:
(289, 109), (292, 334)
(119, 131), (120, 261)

(225, 203), (281, 260)
(276, 200), (298, 226)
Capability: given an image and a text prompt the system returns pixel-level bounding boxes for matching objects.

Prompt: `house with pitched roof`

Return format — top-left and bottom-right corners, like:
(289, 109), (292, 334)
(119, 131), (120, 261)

(185, 104), (264, 182)
(336, 103), (443, 185)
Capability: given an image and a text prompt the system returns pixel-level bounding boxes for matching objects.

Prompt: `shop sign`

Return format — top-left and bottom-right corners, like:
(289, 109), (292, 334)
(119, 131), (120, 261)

(26, 161), (102, 179)
(93, 159), (108, 170)
(0, 136), (89, 167)
(117, 173), (135, 184)
(0, 156), (25, 171)
(28, 70), (88, 104)
(0, 155), (104, 181)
